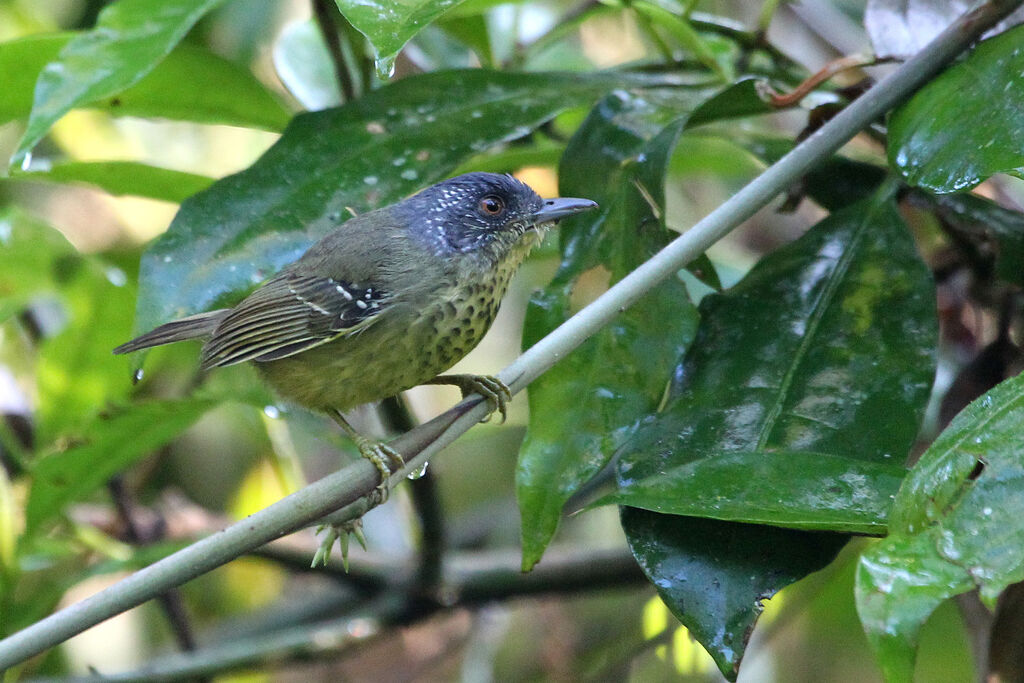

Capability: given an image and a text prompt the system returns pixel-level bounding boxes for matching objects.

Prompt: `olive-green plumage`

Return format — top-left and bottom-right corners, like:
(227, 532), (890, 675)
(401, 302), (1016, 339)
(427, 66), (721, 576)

(115, 173), (596, 416)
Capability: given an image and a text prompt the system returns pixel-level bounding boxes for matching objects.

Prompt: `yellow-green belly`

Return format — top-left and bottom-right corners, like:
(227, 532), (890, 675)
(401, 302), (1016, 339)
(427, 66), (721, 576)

(254, 280), (503, 412)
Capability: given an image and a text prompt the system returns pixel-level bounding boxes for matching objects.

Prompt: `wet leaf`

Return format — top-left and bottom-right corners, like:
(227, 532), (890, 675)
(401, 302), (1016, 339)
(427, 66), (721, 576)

(857, 372), (1024, 681)
(619, 191), (937, 678)
(26, 399), (215, 533)
(9, 161), (213, 203)
(517, 92), (698, 571)
(597, 451), (905, 534)
(334, 0), (468, 77)
(888, 26), (1024, 193)
(0, 32), (288, 133)
(133, 70), (636, 334)
(12, 0), (234, 167)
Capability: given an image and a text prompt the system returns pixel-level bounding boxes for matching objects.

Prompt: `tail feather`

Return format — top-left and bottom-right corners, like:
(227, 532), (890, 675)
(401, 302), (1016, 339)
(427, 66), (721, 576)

(113, 310), (230, 354)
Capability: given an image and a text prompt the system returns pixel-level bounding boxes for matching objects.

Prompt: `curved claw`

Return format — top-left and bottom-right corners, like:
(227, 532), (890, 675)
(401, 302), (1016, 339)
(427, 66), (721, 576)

(432, 374), (511, 424)
(355, 438), (404, 503)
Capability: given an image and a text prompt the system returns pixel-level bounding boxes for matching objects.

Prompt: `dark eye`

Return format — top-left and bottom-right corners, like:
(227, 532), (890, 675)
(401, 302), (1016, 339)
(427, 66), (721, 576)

(479, 195), (505, 216)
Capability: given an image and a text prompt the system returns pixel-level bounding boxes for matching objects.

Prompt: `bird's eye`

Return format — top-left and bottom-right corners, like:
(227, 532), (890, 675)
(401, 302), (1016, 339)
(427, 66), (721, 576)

(479, 195), (505, 216)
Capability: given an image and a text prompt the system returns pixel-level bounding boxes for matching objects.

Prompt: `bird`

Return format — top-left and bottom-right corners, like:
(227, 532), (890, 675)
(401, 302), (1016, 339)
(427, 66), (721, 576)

(115, 172), (597, 515)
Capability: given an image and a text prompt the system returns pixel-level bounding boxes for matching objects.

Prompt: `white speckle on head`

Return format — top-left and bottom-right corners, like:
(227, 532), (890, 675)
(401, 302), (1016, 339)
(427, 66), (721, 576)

(336, 284), (353, 300)
(355, 300), (368, 310)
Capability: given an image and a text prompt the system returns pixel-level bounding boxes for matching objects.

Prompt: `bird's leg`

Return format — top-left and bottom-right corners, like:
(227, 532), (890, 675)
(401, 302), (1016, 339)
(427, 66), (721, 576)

(312, 410), (404, 568)
(425, 374), (512, 423)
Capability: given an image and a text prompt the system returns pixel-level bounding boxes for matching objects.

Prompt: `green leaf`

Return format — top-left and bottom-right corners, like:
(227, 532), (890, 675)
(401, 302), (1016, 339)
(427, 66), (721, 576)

(0, 32), (289, 133)
(597, 451), (905, 534)
(334, 0), (469, 77)
(517, 92), (698, 572)
(0, 207), (76, 324)
(133, 70), (638, 334)
(35, 257), (137, 443)
(26, 399), (214, 533)
(8, 161), (214, 203)
(272, 20), (342, 111)
(856, 372), (1024, 681)
(12, 0), (230, 167)
(685, 77), (774, 128)
(619, 191), (937, 678)
(889, 25), (1024, 193)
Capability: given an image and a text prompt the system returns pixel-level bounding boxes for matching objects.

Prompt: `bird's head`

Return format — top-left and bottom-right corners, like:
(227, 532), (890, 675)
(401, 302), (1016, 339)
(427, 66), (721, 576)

(401, 172), (597, 263)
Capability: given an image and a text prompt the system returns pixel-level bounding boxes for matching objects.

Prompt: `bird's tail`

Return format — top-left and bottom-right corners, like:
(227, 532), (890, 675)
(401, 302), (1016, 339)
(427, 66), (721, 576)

(113, 310), (229, 354)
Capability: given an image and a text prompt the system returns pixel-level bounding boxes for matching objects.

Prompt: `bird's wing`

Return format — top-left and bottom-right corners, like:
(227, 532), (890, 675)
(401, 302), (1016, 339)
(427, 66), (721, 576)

(200, 272), (389, 369)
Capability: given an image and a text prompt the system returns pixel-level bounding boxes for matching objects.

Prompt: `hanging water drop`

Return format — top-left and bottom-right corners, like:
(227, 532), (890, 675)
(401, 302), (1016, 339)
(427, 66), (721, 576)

(132, 368), (144, 384)
(407, 461), (429, 480)
(264, 405), (281, 419)
(375, 56), (396, 80)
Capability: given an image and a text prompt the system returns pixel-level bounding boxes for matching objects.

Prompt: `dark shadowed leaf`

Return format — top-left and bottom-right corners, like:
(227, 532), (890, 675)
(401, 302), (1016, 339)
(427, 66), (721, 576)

(685, 77), (774, 128)
(888, 26), (1024, 193)
(516, 92), (698, 572)
(0, 33), (289, 132)
(619, 191), (937, 678)
(596, 451), (905, 534)
(133, 70), (640, 334)
(9, 161), (214, 203)
(12, 0), (231, 167)
(912, 190), (1024, 287)
(856, 372), (1024, 681)
(334, 0), (468, 76)
(26, 399), (215, 533)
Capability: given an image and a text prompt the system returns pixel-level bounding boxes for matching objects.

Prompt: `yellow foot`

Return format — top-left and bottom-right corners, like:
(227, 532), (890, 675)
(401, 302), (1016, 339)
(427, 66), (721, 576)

(431, 374), (512, 423)
(311, 519), (367, 570)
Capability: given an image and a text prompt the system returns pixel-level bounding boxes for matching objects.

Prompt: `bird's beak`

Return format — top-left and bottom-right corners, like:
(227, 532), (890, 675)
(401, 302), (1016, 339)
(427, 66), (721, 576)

(528, 197), (598, 226)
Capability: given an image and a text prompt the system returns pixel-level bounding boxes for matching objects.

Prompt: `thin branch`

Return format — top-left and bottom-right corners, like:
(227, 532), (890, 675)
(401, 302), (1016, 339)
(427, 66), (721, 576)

(1, 0), (1020, 670)
(312, 0), (356, 102)
(379, 396), (446, 594)
(40, 549), (642, 681)
(106, 478), (198, 656)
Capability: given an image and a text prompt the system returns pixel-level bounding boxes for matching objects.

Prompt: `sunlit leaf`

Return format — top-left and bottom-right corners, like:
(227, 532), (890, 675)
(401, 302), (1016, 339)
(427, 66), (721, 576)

(9, 161), (213, 203)
(12, 0), (230, 167)
(0, 31), (288, 135)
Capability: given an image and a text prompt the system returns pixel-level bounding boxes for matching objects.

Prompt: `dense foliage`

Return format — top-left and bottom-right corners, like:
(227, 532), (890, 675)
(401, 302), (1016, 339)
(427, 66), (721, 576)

(2, 0), (1024, 680)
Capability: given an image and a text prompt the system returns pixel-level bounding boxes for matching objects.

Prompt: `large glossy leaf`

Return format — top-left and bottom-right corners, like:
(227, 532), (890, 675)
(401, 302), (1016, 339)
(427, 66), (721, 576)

(597, 451), (905, 534)
(8, 161), (214, 203)
(133, 70), (638, 333)
(26, 399), (214, 533)
(889, 26), (1024, 193)
(517, 91), (699, 572)
(0, 33), (289, 133)
(856, 372), (1024, 682)
(619, 192), (937, 678)
(334, 0), (468, 77)
(12, 0), (230, 167)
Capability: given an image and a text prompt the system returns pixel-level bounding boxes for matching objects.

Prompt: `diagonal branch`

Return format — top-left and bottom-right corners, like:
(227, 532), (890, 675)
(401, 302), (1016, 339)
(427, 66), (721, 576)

(1, 0), (1020, 670)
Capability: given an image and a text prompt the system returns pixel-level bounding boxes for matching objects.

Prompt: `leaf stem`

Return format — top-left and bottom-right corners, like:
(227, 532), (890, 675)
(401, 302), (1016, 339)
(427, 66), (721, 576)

(0, 0), (1020, 669)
